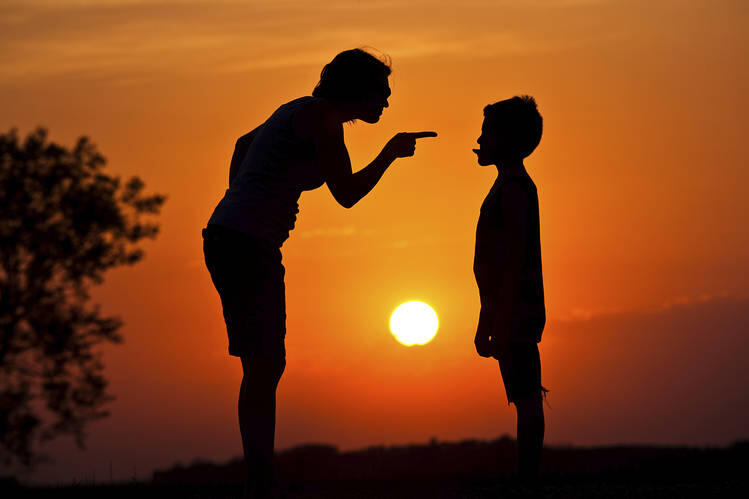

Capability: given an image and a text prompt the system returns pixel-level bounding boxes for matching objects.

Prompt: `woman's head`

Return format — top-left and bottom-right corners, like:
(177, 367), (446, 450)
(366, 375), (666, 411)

(313, 48), (392, 123)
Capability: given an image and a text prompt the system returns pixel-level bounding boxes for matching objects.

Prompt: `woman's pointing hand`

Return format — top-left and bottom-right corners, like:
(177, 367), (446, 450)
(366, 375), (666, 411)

(382, 131), (438, 160)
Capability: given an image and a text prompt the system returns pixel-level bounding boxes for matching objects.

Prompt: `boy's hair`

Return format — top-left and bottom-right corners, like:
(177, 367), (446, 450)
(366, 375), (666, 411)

(484, 96), (543, 159)
(313, 48), (392, 103)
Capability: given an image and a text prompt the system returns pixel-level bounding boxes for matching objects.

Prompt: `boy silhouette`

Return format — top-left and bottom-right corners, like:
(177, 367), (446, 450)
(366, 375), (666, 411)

(473, 95), (547, 479)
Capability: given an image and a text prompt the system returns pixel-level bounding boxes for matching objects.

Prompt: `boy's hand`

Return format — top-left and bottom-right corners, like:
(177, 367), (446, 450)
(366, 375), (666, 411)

(474, 312), (494, 357)
(475, 331), (493, 357)
(490, 335), (511, 359)
(489, 312), (513, 359)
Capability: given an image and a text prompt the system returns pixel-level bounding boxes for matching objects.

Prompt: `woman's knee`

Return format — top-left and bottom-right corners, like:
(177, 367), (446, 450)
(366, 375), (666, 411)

(241, 355), (286, 385)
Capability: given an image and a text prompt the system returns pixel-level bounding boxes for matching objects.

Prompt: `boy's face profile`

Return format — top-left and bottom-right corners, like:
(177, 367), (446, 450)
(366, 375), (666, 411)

(474, 116), (503, 167)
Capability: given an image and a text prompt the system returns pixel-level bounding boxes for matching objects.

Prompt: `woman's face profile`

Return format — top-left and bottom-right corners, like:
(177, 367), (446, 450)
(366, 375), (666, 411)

(353, 79), (391, 124)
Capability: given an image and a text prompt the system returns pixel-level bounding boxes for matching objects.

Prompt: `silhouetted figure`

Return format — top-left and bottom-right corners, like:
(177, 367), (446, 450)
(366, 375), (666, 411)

(472, 96), (547, 479)
(202, 48), (436, 498)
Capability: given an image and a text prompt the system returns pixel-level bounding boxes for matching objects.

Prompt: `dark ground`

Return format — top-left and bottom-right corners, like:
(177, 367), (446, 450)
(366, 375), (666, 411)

(5, 437), (748, 498)
(5, 477), (745, 499)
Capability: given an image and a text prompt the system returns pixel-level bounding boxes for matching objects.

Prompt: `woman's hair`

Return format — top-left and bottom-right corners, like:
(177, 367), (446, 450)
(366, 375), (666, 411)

(313, 48), (392, 102)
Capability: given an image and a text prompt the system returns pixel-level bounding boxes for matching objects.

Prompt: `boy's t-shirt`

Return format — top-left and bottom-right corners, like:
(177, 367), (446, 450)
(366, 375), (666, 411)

(474, 172), (546, 343)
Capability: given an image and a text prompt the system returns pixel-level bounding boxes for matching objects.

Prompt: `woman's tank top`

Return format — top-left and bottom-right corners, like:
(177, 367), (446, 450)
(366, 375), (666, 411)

(208, 96), (325, 247)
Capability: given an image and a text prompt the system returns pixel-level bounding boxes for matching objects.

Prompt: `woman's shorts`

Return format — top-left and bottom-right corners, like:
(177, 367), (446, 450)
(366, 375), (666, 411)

(203, 224), (286, 360)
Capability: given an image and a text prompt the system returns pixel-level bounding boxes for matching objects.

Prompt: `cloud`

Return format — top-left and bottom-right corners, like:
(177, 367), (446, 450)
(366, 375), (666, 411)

(0, 0), (629, 81)
(298, 226), (373, 239)
(544, 295), (749, 446)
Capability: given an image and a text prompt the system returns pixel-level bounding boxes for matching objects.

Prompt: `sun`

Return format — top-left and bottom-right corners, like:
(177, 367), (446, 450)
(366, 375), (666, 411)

(389, 301), (439, 346)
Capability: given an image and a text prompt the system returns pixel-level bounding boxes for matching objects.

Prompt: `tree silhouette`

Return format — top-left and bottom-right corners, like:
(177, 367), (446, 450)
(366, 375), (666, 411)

(0, 128), (165, 470)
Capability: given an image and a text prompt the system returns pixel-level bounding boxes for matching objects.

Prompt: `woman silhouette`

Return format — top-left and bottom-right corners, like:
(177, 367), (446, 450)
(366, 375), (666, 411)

(202, 48), (436, 498)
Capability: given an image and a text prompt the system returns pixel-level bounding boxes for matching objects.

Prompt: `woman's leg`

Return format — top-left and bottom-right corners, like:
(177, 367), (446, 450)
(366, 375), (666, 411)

(239, 355), (285, 498)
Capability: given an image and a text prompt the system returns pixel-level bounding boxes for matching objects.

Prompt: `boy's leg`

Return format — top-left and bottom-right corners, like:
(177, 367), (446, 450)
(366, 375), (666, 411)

(497, 342), (546, 479)
(514, 390), (544, 479)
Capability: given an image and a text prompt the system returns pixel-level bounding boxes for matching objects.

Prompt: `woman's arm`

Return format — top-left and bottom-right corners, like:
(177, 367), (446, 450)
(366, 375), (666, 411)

(313, 109), (436, 208)
(228, 126), (261, 186)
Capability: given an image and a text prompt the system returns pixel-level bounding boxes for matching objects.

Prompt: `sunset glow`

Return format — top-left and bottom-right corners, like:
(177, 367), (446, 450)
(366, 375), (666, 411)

(1, 0), (747, 486)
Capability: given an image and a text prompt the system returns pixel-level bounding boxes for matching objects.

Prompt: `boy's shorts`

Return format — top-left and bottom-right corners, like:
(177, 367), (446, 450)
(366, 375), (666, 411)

(496, 342), (546, 404)
(202, 224), (286, 361)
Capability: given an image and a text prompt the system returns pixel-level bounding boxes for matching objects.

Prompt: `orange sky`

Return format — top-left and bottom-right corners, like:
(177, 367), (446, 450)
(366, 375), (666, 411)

(2, 0), (748, 484)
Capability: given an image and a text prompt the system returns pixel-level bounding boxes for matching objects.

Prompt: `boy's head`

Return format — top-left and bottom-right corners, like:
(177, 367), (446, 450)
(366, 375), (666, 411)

(475, 95), (542, 166)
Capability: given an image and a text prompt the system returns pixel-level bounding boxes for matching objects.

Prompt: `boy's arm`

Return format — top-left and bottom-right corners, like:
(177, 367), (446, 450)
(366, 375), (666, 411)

(228, 126), (261, 186)
(488, 181), (529, 352)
